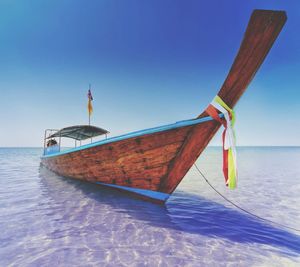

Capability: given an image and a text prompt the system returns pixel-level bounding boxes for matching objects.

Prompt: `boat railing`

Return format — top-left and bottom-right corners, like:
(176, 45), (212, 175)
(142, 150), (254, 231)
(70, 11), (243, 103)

(43, 129), (109, 155)
(43, 129), (60, 155)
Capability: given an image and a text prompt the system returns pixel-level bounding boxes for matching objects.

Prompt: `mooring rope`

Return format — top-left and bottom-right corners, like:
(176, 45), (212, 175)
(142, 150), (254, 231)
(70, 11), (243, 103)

(193, 163), (300, 232)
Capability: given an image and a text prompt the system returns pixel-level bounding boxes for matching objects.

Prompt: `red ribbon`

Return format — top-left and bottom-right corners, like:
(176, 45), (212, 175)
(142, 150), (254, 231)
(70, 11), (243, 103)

(206, 104), (229, 185)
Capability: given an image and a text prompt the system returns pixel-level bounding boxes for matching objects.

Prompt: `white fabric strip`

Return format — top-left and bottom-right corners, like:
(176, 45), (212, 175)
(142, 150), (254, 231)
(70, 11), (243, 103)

(210, 101), (235, 150)
(210, 99), (237, 182)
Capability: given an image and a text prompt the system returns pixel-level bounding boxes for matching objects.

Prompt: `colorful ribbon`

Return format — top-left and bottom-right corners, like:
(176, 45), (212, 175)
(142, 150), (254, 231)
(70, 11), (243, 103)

(206, 96), (237, 189)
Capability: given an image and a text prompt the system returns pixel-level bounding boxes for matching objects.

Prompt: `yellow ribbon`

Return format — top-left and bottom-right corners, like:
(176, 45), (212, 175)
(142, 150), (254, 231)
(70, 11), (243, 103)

(211, 95), (237, 189)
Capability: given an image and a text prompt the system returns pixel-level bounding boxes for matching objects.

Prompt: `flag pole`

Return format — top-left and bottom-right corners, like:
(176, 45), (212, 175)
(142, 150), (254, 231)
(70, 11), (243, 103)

(89, 83), (91, 126)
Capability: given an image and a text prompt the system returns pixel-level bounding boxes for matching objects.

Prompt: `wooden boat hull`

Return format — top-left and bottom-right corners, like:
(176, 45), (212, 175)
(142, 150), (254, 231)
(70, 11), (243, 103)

(41, 10), (287, 203)
(41, 117), (217, 203)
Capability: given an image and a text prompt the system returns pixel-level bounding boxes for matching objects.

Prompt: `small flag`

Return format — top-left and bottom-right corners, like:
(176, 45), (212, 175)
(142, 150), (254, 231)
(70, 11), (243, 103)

(88, 89), (93, 116)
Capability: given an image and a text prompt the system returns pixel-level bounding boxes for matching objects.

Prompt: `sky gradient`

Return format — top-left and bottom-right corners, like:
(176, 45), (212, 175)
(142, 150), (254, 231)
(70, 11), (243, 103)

(0, 0), (299, 147)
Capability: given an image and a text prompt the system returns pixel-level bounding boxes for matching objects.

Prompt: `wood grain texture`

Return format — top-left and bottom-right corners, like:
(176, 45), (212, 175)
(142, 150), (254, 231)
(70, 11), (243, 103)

(42, 126), (192, 191)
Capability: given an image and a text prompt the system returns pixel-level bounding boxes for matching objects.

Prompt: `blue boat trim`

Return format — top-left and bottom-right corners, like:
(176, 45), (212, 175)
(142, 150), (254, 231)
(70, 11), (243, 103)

(95, 182), (170, 202)
(41, 114), (223, 159)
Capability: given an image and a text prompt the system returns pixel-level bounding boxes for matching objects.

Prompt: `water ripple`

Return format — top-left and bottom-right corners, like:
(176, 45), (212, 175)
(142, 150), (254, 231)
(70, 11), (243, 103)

(0, 147), (299, 266)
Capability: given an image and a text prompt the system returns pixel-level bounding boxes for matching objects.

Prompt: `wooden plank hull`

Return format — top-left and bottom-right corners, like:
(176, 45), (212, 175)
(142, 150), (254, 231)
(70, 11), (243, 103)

(41, 10), (287, 203)
(41, 124), (193, 202)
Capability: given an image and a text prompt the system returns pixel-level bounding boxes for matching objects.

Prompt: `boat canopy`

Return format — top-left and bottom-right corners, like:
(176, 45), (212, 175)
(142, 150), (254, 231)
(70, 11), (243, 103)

(47, 125), (109, 141)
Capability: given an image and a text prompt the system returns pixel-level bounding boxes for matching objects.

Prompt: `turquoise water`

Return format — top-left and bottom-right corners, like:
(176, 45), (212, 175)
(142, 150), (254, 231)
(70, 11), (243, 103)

(0, 147), (299, 266)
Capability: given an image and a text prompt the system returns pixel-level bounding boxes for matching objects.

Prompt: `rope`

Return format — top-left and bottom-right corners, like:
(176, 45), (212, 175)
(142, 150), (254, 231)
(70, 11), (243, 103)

(193, 163), (300, 232)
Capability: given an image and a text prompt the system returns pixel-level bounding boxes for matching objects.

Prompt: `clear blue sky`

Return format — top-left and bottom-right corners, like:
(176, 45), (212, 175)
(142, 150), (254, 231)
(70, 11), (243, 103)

(0, 0), (299, 147)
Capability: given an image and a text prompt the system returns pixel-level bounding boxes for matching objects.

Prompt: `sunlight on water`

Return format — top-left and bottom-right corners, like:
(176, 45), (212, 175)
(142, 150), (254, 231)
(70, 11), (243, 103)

(0, 147), (299, 266)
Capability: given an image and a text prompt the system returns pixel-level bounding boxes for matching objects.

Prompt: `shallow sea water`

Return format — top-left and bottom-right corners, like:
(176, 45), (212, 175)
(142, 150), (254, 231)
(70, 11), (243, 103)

(0, 147), (300, 266)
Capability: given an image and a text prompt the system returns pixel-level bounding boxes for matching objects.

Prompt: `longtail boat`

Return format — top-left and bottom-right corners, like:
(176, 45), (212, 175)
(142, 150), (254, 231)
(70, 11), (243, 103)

(41, 10), (287, 203)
